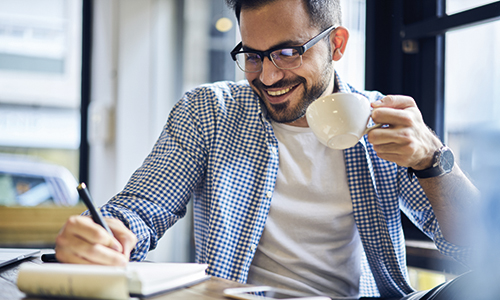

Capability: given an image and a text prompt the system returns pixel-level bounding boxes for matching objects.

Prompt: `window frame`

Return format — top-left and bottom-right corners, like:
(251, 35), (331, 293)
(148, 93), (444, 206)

(365, 0), (500, 273)
(365, 0), (500, 138)
(79, 0), (92, 184)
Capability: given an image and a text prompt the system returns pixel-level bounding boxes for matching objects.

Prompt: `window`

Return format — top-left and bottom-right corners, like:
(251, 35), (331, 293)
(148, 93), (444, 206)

(365, 0), (500, 277)
(446, 0), (499, 14)
(0, 0), (85, 247)
(0, 0), (82, 207)
(366, 0), (500, 182)
(445, 19), (500, 178)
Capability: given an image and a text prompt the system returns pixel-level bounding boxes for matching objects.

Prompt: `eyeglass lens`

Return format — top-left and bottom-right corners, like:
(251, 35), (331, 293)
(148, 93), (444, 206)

(235, 48), (302, 72)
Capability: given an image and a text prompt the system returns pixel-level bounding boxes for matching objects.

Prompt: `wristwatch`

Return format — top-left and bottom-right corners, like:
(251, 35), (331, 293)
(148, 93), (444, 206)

(407, 145), (454, 180)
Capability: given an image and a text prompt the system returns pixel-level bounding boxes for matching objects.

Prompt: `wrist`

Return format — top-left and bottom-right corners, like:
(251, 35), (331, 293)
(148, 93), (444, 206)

(408, 145), (454, 180)
(411, 156), (434, 171)
(412, 135), (444, 170)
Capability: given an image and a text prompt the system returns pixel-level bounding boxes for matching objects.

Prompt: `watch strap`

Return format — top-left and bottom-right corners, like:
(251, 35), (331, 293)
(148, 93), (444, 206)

(407, 165), (442, 179)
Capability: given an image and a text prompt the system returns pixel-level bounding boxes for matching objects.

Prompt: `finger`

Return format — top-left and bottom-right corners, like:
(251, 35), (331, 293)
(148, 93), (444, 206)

(55, 249), (93, 265)
(55, 238), (95, 265)
(369, 129), (434, 167)
(367, 127), (417, 165)
(56, 232), (128, 266)
(65, 216), (123, 252)
(368, 126), (414, 147)
(371, 107), (417, 128)
(81, 243), (129, 266)
(106, 218), (138, 259)
(372, 141), (416, 158)
(55, 216), (127, 265)
(371, 95), (417, 109)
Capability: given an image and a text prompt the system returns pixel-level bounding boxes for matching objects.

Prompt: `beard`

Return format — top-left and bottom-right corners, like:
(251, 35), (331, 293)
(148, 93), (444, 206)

(251, 59), (333, 124)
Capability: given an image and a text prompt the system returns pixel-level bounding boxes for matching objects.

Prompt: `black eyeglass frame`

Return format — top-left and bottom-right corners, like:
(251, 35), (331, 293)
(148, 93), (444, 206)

(230, 25), (337, 73)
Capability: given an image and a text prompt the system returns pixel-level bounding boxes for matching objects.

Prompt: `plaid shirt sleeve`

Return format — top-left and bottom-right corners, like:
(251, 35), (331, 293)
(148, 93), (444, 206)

(90, 81), (278, 269)
(90, 84), (220, 261)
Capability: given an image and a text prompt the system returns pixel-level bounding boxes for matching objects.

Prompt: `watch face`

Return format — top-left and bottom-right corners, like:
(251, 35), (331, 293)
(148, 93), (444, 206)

(440, 148), (454, 172)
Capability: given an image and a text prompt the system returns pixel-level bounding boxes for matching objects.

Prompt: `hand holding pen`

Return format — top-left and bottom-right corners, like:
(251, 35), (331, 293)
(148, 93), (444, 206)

(52, 183), (138, 266)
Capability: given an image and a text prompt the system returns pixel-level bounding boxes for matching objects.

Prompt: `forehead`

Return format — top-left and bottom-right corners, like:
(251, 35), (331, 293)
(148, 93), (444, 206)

(239, 0), (316, 51)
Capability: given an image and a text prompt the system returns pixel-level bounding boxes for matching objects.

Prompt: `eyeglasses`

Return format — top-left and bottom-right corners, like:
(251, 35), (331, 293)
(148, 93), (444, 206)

(230, 25), (336, 73)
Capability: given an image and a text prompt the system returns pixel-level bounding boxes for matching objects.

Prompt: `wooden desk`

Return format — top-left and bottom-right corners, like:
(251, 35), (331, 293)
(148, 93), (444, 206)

(148, 276), (248, 300)
(0, 255), (398, 300)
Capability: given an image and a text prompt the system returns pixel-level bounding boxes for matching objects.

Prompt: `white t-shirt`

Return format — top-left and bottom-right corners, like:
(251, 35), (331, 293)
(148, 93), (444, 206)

(247, 121), (362, 298)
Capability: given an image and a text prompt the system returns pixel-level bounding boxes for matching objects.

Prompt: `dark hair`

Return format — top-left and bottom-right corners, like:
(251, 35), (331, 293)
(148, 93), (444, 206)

(225, 0), (342, 30)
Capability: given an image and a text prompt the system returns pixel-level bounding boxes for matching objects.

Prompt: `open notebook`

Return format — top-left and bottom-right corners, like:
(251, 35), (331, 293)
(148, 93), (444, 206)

(0, 248), (40, 268)
(17, 262), (209, 299)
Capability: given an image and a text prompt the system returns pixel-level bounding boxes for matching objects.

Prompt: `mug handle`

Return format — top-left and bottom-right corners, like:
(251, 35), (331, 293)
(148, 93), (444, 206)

(363, 123), (384, 136)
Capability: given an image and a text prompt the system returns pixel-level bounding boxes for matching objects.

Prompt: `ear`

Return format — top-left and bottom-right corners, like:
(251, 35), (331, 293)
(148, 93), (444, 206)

(329, 26), (349, 61)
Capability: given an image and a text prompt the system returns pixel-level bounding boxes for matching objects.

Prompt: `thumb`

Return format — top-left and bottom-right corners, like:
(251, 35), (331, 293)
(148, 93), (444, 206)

(106, 218), (138, 259)
(104, 234), (123, 252)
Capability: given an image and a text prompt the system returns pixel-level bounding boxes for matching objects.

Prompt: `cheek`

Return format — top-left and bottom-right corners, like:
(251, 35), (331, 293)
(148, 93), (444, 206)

(302, 46), (332, 71)
(294, 67), (317, 85)
(246, 73), (264, 96)
(302, 56), (333, 81)
(245, 73), (258, 83)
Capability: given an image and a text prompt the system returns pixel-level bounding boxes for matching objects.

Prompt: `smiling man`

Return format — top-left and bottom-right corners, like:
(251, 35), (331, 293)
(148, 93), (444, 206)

(55, 0), (479, 298)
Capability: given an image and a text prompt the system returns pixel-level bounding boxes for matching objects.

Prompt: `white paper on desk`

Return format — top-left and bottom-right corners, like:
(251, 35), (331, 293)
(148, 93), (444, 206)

(17, 263), (129, 300)
(126, 262), (209, 296)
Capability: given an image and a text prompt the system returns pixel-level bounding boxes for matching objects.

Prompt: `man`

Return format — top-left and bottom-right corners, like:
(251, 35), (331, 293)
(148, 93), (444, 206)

(55, 0), (479, 298)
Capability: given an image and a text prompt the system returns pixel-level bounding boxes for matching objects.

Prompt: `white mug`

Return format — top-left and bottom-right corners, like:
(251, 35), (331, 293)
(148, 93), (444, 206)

(306, 93), (381, 149)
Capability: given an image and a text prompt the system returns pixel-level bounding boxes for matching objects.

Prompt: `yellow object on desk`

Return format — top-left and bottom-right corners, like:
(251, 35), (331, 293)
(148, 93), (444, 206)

(17, 262), (209, 299)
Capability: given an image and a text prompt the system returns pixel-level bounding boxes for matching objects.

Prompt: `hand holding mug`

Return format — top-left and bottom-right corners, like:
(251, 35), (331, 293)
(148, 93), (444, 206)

(368, 95), (442, 168)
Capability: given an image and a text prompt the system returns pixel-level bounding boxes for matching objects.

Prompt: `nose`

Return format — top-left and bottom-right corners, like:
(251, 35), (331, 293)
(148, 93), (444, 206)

(259, 57), (284, 86)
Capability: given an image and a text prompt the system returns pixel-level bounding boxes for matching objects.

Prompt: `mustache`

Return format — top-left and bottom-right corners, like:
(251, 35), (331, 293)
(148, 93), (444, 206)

(251, 77), (306, 90)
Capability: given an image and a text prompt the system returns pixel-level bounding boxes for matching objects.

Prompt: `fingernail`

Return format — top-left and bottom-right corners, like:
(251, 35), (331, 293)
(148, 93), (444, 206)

(372, 100), (383, 107)
(123, 246), (131, 256)
(120, 257), (128, 266)
(114, 256), (127, 266)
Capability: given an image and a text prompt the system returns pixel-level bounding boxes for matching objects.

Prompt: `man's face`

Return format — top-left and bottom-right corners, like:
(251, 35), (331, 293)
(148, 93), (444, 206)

(239, 0), (335, 126)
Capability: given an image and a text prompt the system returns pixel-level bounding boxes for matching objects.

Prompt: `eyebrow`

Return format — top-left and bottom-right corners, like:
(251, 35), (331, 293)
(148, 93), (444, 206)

(242, 39), (301, 52)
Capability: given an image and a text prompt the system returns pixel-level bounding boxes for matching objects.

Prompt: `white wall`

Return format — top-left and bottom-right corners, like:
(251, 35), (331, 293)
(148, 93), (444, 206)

(89, 0), (191, 263)
(335, 0), (366, 91)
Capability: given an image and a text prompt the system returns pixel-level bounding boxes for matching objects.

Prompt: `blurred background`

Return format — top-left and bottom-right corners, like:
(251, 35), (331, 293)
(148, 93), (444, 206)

(0, 0), (366, 259)
(0, 0), (499, 292)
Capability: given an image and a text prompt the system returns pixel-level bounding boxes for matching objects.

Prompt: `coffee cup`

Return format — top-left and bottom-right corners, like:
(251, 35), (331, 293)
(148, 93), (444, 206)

(305, 93), (381, 149)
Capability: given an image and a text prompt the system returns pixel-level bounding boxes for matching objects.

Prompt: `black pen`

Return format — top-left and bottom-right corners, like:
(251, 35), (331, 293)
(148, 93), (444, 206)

(41, 253), (58, 263)
(77, 182), (114, 237)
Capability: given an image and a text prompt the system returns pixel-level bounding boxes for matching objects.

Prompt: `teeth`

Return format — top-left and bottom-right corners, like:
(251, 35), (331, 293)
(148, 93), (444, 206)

(267, 87), (292, 96)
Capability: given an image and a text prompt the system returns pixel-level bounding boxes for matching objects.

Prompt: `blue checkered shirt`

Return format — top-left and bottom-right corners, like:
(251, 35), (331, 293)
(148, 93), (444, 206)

(97, 73), (470, 297)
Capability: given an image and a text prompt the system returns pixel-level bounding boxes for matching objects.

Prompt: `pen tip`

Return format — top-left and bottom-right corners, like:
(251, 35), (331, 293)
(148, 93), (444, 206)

(78, 182), (87, 189)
